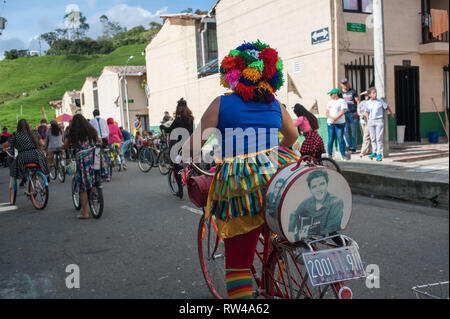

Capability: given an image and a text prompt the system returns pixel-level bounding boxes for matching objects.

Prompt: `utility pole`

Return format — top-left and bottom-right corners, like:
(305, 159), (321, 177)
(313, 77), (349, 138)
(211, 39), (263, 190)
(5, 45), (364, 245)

(373, 0), (389, 156)
(124, 55), (134, 133)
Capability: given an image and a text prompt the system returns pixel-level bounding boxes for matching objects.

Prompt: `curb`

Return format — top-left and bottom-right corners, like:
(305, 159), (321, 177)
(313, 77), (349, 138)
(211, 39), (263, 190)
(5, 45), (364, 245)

(342, 170), (449, 209)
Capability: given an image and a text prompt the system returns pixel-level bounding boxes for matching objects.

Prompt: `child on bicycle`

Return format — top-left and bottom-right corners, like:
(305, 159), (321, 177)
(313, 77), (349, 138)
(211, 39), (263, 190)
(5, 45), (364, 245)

(45, 120), (64, 170)
(293, 103), (325, 159)
(62, 114), (110, 219)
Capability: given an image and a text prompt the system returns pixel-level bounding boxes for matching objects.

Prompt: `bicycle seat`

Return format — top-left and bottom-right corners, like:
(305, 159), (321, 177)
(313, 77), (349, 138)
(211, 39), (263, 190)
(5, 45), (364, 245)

(25, 163), (39, 168)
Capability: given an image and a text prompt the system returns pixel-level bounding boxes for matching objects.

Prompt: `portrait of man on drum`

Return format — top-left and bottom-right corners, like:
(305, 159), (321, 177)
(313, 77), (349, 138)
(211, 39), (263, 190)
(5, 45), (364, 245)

(266, 179), (285, 219)
(288, 169), (343, 240)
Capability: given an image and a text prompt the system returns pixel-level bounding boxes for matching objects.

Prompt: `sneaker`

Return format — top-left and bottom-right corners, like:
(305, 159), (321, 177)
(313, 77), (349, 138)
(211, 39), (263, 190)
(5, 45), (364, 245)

(340, 154), (349, 161)
(368, 153), (377, 159)
(376, 154), (382, 161)
(350, 149), (357, 154)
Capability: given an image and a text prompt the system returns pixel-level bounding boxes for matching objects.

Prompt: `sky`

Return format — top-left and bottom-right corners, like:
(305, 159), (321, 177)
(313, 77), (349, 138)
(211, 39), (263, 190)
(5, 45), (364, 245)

(0, 0), (217, 58)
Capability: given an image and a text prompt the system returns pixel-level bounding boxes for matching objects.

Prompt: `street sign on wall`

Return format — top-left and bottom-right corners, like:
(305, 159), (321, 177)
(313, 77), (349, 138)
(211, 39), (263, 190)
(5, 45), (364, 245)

(311, 27), (329, 45)
(347, 23), (366, 32)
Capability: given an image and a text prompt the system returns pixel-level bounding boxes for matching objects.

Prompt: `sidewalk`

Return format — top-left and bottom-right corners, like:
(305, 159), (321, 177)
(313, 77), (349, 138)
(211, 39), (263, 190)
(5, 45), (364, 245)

(332, 142), (449, 209)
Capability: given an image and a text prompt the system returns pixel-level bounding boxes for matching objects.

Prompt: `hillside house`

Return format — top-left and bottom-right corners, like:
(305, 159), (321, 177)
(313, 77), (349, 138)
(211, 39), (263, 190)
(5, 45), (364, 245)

(97, 66), (149, 132)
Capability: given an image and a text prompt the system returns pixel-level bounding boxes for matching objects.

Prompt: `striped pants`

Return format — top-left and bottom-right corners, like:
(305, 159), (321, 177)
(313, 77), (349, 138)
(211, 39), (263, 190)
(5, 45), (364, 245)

(225, 226), (262, 299)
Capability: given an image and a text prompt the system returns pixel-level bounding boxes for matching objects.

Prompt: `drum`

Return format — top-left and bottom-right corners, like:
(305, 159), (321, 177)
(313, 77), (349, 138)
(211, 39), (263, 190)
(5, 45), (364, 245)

(264, 161), (352, 243)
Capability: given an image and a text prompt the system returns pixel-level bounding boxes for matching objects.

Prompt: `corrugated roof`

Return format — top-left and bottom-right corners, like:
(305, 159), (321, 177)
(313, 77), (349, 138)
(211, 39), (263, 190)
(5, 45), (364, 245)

(103, 66), (146, 75)
(65, 91), (80, 98)
(85, 77), (98, 82)
(160, 13), (205, 20)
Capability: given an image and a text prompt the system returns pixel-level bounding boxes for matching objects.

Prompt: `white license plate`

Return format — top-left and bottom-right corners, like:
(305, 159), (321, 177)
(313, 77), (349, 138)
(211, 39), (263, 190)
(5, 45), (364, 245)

(302, 245), (366, 286)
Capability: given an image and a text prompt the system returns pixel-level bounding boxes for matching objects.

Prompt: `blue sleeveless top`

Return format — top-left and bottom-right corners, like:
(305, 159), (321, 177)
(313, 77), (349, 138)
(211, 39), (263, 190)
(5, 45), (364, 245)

(217, 94), (282, 158)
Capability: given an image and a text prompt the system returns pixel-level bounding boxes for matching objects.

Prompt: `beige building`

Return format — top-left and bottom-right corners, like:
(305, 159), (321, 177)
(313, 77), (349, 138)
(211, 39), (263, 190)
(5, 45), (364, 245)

(145, 13), (224, 127)
(79, 77), (99, 119)
(58, 90), (80, 117)
(96, 66), (149, 132)
(146, 0), (449, 143)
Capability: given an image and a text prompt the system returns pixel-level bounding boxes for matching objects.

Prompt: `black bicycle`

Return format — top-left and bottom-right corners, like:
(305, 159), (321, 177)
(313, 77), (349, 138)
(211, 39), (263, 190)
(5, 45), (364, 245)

(49, 150), (66, 183)
(71, 146), (104, 218)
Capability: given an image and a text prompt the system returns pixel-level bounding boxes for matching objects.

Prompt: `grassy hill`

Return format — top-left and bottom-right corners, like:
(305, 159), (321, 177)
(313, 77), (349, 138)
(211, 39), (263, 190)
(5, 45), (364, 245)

(0, 44), (147, 131)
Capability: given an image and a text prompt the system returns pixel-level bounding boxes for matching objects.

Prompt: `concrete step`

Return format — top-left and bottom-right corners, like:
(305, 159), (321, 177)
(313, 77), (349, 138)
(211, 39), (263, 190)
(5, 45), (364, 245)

(342, 169), (449, 209)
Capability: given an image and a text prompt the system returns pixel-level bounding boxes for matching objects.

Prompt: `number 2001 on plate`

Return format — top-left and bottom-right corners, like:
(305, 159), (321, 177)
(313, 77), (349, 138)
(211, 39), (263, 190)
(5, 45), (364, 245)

(302, 245), (366, 286)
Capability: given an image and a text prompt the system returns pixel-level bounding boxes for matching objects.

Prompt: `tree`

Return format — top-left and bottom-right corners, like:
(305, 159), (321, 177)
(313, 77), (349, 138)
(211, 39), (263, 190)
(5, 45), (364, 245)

(40, 32), (58, 47)
(195, 9), (208, 15)
(148, 21), (162, 30)
(64, 10), (89, 40)
(4, 49), (19, 60)
(99, 14), (126, 39)
(181, 8), (193, 13)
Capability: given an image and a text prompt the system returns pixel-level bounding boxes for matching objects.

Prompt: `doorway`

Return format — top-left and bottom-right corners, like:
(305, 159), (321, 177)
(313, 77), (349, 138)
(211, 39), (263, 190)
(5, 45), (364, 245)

(394, 66), (421, 142)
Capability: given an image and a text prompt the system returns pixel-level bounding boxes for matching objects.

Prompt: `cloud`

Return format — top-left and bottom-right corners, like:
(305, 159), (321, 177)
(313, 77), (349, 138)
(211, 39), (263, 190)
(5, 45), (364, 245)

(87, 4), (167, 39)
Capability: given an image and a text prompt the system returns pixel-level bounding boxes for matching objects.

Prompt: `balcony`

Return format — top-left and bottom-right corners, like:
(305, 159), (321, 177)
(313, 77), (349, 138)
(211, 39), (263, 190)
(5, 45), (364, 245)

(420, 1), (449, 54)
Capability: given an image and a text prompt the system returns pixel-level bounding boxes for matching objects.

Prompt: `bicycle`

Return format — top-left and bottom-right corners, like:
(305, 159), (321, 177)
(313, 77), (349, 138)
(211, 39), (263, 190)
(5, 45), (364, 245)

(412, 281), (449, 299)
(109, 143), (124, 172)
(7, 149), (49, 210)
(137, 144), (155, 173)
(197, 158), (364, 299)
(123, 139), (138, 162)
(152, 136), (171, 175)
(49, 149), (66, 183)
(305, 153), (341, 173)
(70, 145), (105, 218)
(168, 155), (215, 199)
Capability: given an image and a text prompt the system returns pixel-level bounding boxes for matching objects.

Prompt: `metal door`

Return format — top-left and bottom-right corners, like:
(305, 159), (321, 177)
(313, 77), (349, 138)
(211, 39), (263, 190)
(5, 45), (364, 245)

(394, 66), (421, 142)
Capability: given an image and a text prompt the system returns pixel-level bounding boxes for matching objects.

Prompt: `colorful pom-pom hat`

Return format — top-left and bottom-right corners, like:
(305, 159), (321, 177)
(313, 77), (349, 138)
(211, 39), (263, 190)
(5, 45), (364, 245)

(220, 40), (284, 104)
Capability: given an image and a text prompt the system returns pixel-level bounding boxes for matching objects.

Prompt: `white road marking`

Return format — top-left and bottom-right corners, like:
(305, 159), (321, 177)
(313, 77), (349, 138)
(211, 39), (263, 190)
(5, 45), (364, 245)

(180, 205), (203, 216)
(0, 205), (18, 212)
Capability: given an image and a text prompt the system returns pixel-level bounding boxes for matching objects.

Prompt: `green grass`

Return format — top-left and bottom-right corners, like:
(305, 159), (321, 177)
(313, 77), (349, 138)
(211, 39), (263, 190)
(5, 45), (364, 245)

(0, 44), (147, 131)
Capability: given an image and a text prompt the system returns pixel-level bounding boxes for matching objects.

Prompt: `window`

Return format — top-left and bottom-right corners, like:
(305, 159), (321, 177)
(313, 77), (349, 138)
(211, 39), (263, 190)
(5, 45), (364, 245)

(343, 0), (373, 13)
(93, 82), (99, 110)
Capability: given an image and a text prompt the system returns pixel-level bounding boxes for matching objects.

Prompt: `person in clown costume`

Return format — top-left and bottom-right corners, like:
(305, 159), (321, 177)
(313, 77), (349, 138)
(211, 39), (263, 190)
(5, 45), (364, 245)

(182, 40), (299, 299)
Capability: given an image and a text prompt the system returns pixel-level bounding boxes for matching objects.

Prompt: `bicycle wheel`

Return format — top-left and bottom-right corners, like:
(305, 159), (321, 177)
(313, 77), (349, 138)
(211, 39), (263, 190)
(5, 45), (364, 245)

(49, 165), (57, 180)
(158, 150), (171, 175)
(130, 146), (138, 161)
(57, 161), (66, 183)
(265, 244), (341, 299)
(319, 158), (341, 173)
(167, 168), (181, 196)
(88, 186), (104, 218)
(138, 147), (153, 172)
(72, 178), (81, 210)
(198, 215), (227, 299)
(29, 172), (49, 210)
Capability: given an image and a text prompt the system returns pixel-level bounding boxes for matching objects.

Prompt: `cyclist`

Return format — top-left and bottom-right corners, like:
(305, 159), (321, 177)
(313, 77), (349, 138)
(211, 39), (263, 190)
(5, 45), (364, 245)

(0, 119), (50, 185)
(120, 126), (132, 161)
(293, 103), (325, 158)
(90, 110), (109, 148)
(45, 120), (64, 171)
(166, 98), (194, 199)
(36, 119), (48, 142)
(0, 127), (11, 167)
(107, 118), (124, 169)
(182, 41), (299, 299)
(61, 114), (110, 219)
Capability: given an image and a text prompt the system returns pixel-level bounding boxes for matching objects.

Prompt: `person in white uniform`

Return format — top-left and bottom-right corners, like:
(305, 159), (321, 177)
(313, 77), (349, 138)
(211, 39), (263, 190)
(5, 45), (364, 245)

(365, 87), (394, 161)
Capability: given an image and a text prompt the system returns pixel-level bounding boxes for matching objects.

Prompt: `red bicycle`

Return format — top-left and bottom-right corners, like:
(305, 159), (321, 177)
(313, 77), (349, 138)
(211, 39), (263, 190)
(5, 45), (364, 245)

(197, 158), (364, 299)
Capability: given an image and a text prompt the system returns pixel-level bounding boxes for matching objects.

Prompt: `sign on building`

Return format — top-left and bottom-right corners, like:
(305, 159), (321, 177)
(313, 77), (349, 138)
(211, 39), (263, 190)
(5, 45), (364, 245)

(311, 27), (329, 45)
(347, 23), (366, 32)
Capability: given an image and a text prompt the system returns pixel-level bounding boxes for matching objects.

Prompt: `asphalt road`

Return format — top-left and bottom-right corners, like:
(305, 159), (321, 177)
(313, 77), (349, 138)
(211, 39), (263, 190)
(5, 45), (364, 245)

(0, 162), (448, 299)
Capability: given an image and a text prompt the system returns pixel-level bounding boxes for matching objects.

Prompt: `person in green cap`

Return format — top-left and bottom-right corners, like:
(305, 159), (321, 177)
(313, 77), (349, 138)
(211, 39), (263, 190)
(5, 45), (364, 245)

(325, 88), (348, 160)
